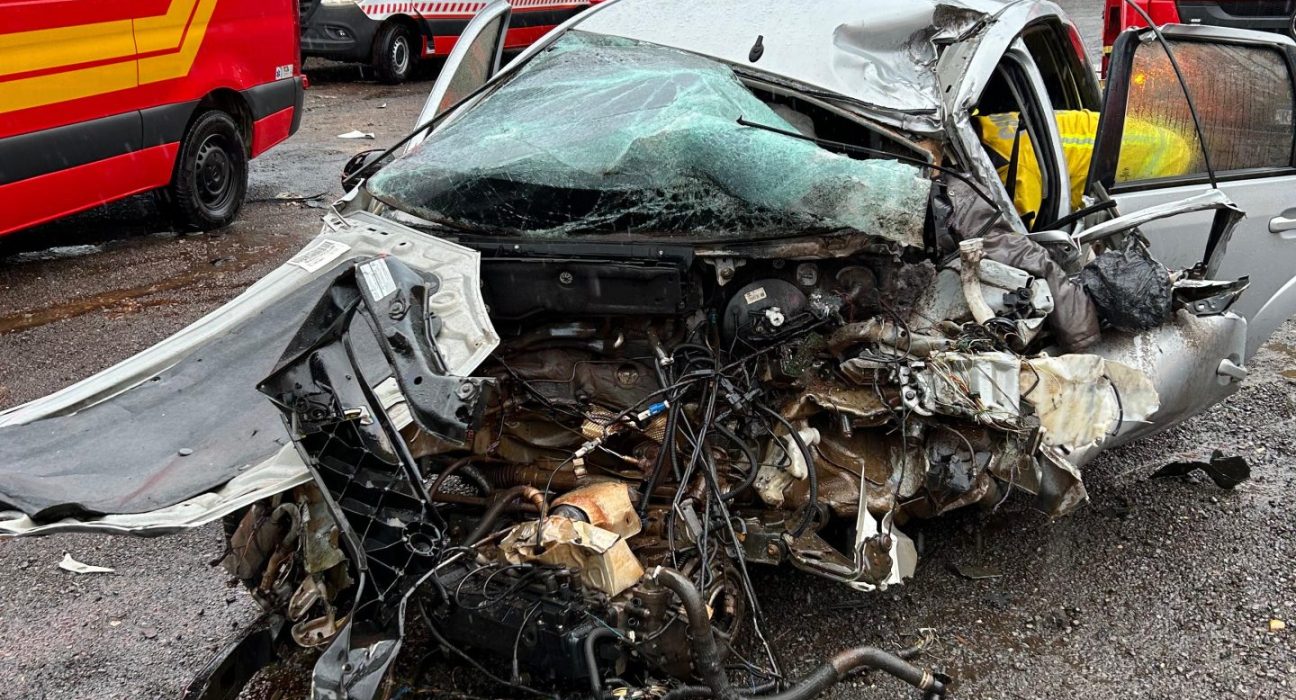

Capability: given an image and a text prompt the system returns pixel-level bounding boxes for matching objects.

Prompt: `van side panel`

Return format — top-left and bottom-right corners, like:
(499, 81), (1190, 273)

(0, 145), (179, 235)
(0, 0), (302, 236)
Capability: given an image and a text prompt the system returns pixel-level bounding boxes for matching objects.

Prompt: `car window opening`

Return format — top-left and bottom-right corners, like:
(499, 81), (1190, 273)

(974, 60), (1066, 231)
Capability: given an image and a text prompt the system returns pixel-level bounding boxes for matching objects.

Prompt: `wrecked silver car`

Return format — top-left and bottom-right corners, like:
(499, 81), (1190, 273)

(5, 1), (1296, 698)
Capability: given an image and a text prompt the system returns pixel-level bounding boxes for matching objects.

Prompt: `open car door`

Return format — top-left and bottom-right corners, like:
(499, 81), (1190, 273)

(404, 0), (512, 154)
(1090, 24), (1296, 359)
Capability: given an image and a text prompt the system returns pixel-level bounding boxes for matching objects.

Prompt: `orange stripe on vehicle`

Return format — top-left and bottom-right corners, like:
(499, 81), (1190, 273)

(0, 0), (202, 77)
(0, 0), (218, 114)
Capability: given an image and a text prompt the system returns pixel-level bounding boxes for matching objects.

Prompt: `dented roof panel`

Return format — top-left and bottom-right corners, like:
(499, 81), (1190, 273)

(577, 0), (1009, 120)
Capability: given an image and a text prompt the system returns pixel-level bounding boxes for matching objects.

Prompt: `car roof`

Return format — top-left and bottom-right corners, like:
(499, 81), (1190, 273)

(575, 0), (1021, 119)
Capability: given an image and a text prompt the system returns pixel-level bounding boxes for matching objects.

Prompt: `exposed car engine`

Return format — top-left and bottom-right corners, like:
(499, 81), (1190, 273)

(211, 204), (1197, 699)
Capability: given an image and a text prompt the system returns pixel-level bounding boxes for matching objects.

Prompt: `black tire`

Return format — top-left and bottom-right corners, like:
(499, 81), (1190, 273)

(374, 22), (417, 84)
(163, 109), (248, 231)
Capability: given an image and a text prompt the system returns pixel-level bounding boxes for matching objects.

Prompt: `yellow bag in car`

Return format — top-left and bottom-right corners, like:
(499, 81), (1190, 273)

(975, 109), (1195, 223)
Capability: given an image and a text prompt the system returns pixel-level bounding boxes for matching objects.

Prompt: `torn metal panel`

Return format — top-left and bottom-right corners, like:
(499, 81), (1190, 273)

(0, 448), (309, 536)
(0, 217), (496, 528)
(1072, 310), (1248, 459)
(498, 516), (645, 596)
(1075, 189), (1243, 248)
(1022, 355), (1159, 458)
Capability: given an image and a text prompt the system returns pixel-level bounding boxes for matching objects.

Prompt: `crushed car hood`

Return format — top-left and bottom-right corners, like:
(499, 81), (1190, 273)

(577, 0), (1004, 130)
(0, 217), (497, 533)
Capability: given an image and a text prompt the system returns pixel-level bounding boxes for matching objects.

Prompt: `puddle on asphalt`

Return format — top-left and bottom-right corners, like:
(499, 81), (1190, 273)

(4, 244), (109, 263)
(0, 243), (262, 335)
(1263, 341), (1296, 380)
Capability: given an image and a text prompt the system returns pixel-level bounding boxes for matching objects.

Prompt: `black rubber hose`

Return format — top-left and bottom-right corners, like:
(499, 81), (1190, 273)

(653, 567), (946, 700)
(715, 423), (759, 502)
(756, 405), (818, 537)
(665, 647), (947, 700)
(745, 646), (947, 700)
(584, 627), (617, 699)
(650, 567), (740, 700)
(462, 485), (544, 545)
(458, 463), (495, 496)
(637, 399), (682, 519)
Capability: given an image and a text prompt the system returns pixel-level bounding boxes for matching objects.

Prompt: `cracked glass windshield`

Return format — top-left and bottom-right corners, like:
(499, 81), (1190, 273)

(367, 32), (931, 241)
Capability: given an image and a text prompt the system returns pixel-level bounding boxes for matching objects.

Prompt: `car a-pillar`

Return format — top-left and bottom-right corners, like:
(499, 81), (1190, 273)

(158, 90), (252, 231)
(373, 16), (421, 84)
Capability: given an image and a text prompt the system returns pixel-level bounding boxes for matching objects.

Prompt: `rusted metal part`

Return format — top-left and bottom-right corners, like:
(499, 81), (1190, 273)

(499, 516), (645, 595)
(785, 379), (891, 425)
(551, 481), (641, 538)
(826, 318), (953, 357)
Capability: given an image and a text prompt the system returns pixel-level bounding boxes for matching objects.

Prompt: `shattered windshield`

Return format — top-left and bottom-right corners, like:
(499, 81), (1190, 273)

(367, 32), (931, 242)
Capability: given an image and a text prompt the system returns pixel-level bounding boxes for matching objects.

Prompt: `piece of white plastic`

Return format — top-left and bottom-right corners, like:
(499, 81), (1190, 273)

(58, 553), (115, 574)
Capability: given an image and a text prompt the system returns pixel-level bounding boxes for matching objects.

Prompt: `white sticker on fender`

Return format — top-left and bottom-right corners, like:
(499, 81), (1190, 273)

(357, 258), (398, 300)
(289, 238), (351, 273)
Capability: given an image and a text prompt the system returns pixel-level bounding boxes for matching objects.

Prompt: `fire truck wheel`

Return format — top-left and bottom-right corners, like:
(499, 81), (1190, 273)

(374, 22), (417, 84)
(163, 110), (248, 231)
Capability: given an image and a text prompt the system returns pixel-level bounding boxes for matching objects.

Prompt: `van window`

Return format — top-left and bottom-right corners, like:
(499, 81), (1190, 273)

(1116, 40), (1295, 183)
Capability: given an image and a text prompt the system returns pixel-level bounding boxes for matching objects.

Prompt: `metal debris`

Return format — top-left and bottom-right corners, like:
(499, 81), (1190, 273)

(1152, 451), (1251, 489)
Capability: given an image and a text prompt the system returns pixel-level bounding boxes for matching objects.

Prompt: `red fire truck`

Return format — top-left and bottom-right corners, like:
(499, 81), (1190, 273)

(1103, 1), (1296, 73)
(299, 0), (596, 83)
(0, 0), (306, 236)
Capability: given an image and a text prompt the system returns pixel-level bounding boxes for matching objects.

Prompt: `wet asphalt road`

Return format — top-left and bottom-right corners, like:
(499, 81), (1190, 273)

(1, 3), (1294, 698)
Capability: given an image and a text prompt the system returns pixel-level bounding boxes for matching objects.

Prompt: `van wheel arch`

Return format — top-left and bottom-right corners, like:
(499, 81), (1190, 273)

(158, 100), (250, 231)
(195, 89), (254, 156)
(373, 16), (421, 84)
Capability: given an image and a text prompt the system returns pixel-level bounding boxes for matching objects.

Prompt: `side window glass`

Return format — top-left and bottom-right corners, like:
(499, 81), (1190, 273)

(1116, 40), (1295, 184)
(1022, 24), (1101, 112)
(436, 14), (508, 116)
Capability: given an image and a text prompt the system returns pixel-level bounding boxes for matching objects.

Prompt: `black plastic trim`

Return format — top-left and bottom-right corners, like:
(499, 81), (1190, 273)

(244, 77), (301, 121)
(0, 111), (142, 186)
(141, 100), (200, 149)
(0, 79), (302, 187)
(289, 76), (306, 136)
(300, 3), (380, 61)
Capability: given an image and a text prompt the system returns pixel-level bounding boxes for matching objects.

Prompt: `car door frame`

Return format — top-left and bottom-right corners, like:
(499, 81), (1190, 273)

(1088, 23), (1296, 356)
(404, 0), (513, 154)
(945, 33), (1074, 236)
